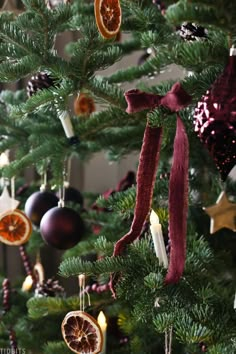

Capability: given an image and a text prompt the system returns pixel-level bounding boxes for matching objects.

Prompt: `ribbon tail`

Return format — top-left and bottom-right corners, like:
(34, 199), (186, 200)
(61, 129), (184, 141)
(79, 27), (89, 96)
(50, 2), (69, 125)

(110, 124), (162, 297)
(113, 125), (162, 256)
(165, 116), (189, 284)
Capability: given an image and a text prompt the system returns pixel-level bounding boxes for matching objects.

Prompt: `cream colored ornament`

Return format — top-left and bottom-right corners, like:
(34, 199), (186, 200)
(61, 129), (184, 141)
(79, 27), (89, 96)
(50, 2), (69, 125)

(0, 186), (20, 214)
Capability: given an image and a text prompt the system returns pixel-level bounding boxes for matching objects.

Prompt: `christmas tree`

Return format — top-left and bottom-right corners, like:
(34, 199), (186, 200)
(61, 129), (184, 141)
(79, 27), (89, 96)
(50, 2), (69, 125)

(0, 0), (236, 353)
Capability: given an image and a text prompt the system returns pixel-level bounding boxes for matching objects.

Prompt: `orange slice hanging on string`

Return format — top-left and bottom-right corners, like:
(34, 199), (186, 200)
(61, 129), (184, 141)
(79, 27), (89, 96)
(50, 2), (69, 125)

(94, 0), (122, 39)
(61, 311), (103, 354)
(0, 209), (32, 246)
(74, 93), (96, 116)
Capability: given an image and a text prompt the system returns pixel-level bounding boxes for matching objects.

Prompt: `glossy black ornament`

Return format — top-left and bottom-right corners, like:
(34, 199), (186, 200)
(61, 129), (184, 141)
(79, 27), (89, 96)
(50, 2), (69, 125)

(25, 191), (59, 226)
(40, 206), (84, 250)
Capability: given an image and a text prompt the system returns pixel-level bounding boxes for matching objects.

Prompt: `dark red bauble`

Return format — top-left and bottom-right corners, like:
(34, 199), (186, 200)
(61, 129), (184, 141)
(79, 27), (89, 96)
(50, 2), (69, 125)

(25, 191), (59, 226)
(194, 52), (236, 181)
(56, 187), (83, 206)
(40, 206), (84, 250)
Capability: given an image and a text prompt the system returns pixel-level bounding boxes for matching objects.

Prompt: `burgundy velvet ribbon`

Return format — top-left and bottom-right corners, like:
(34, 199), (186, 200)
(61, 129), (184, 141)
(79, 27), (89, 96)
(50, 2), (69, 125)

(125, 82), (192, 113)
(111, 82), (191, 296)
(113, 125), (163, 257)
(165, 115), (189, 284)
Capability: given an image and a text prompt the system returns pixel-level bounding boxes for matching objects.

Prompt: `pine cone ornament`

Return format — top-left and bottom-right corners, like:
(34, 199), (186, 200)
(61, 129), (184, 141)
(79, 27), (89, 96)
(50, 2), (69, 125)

(27, 72), (55, 97)
(34, 278), (65, 297)
(194, 49), (236, 181)
(46, 0), (71, 9)
(178, 22), (208, 41)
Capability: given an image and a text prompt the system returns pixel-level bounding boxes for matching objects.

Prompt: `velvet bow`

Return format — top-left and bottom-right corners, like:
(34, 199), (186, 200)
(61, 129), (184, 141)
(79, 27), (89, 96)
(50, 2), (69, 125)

(110, 82), (191, 296)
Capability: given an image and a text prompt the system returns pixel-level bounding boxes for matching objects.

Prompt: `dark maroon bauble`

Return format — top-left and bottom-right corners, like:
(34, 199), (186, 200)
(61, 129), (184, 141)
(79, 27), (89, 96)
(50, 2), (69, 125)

(194, 52), (236, 181)
(25, 191), (59, 226)
(40, 206), (84, 250)
(56, 187), (83, 206)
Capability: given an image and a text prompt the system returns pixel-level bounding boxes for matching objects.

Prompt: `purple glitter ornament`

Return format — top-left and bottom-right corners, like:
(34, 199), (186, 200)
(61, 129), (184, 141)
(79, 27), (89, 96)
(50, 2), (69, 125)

(194, 48), (236, 180)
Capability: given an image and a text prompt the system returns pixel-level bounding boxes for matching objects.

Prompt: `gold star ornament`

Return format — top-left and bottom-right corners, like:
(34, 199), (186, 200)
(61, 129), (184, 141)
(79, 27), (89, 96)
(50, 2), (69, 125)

(204, 191), (236, 234)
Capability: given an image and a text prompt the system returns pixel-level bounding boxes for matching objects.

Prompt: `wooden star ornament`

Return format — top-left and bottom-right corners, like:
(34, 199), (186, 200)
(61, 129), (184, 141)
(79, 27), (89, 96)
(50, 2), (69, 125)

(204, 191), (236, 234)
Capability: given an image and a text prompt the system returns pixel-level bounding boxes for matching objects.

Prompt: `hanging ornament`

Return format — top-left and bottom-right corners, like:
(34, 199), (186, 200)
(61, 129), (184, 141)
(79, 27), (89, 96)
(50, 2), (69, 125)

(46, 0), (71, 9)
(0, 185), (20, 214)
(0, 209), (32, 246)
(25, 189), (59, 227)
(110, 83), (191, 295)
(40, 206), (84, 249)
(61, 274), (103, 354)
(61, 311), (103, 354)
(2, 278), (11, 313)
(85, 282), (110, 294)
(177, 22), (208, 42)
(94, 0), (122, 39)
(74, 93), (96, 116)
(2, 279), (19, 352)
(34, 278), (65, 297)
(34, 257), (45, 285)
(26, 72), (55, 97)
(204, 191), (236, 234)
(19, 245), (35, 281)
(9, 329), (19, 352)
(194, 47), (236, 181)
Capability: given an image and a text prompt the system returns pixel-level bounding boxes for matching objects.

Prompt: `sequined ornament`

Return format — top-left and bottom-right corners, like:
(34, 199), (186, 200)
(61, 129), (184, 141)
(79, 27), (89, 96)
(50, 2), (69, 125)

(194, 48), (236, 180)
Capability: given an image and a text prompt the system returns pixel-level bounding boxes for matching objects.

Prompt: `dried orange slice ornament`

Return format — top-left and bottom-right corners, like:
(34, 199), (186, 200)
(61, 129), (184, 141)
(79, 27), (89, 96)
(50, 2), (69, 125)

(74, 93), (96, 116)
(94, 0), (122, 39)
(61, 311), (103, 354)
(0, 209), (32, 246)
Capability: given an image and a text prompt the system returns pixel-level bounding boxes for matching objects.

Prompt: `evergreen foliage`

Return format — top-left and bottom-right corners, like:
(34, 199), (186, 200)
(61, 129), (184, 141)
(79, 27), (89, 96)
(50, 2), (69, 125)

(0, 0), (235, 353)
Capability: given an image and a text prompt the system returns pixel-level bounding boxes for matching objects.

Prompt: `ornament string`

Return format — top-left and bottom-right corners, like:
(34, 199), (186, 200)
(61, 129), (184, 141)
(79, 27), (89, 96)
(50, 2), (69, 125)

(10, 177), (15, 210)
(165, 326), (173, 354)
(79, 274), (91, 311)
(40, 171), (47, 191)
(66, 155), (73, 186)
(58, 165), (67, 208)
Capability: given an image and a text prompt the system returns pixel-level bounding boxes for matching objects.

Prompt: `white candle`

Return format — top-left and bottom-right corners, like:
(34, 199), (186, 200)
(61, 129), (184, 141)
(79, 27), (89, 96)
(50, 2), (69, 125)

(22, 275), (33, 292)
(234, 292), (236, 309)
(97, 311), (107, 354)
(150, 210), (168, 268)
(0, 152), (9, 167)
(58, 111), (75, 138)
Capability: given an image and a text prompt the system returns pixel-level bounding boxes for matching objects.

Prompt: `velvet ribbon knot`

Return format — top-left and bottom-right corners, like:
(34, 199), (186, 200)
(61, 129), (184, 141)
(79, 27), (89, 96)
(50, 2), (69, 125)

(110, 82), (191, 297)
